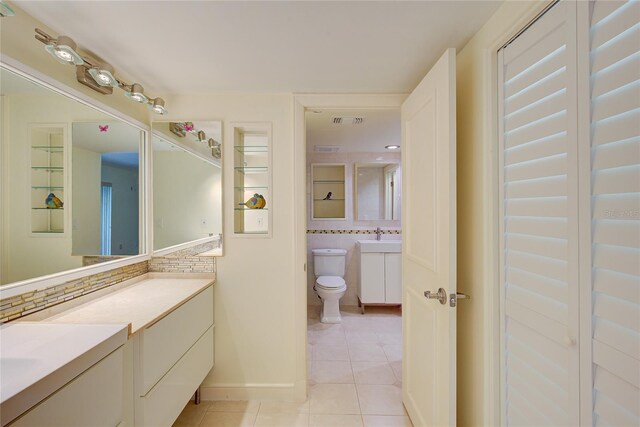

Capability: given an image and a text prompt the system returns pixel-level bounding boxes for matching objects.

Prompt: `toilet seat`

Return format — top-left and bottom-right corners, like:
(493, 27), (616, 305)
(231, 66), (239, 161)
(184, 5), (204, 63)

(316, 276), (346, 290)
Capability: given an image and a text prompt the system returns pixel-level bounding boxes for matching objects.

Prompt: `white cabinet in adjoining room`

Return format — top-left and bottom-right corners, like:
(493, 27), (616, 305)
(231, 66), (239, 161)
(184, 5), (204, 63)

(356, 240), (402, 313)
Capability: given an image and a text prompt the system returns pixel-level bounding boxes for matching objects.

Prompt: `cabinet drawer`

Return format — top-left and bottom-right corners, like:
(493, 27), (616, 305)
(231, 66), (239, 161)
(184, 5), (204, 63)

(10, 347), (124, 427)
(140, 285), (213, 395)
(139, 326), (214, 427)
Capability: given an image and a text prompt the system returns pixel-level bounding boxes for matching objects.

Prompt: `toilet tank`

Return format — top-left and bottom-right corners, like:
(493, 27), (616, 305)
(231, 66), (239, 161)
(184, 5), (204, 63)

(312, 249), (347, 277)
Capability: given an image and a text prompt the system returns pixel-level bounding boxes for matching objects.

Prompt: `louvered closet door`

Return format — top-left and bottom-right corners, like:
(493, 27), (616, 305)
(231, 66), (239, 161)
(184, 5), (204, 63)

(498, 2), (580, 425)
(586, 1), (640, 425)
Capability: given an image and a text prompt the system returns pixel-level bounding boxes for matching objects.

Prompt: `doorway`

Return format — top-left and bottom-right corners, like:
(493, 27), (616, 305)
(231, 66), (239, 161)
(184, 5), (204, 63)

(304, 107), (408, 424)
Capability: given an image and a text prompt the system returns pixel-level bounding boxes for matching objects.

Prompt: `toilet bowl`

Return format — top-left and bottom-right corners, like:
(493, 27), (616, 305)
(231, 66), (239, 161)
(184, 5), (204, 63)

(315, 276), (347, 324)
(312, 249), (347, 324)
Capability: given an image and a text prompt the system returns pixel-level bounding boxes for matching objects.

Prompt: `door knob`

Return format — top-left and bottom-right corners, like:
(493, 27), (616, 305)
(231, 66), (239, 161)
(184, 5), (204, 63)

(424, 288), (447, 305)
(449, 292), (470, 307)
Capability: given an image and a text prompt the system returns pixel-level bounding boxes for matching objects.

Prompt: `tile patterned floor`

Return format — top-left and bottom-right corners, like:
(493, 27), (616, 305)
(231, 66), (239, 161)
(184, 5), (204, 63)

(173, 306), (412, 427)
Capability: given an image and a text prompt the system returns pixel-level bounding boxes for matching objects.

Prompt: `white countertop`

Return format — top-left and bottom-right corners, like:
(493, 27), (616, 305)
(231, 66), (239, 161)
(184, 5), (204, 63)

(45, 276), (215, 335)
(0, 322), (128, 426)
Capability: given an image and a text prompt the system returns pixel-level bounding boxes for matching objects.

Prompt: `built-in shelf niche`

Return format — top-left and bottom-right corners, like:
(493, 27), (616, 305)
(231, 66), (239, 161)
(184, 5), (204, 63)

(311, 164), (346, 220)
(30, 125), (67, 234)
(233, 123), (271, 236)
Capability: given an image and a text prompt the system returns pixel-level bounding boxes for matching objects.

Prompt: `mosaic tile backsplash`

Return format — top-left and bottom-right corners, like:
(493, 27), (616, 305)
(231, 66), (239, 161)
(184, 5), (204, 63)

(149, 241), (217, 274)
(0, 261), (148, 323)
(307, 229), (402, 235)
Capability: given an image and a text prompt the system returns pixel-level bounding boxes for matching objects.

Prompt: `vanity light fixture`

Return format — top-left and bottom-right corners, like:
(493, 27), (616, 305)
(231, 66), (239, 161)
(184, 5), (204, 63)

(385, 145), (400, 150)
(41, 33), (85, 65)
(33, 28), (168, 114)
(88, 62), (119, 88)
(149, 98), (168, 115)
(197, 131), (207, 143)
(124, 83), (148, 103)
(168, 123), (220, 158)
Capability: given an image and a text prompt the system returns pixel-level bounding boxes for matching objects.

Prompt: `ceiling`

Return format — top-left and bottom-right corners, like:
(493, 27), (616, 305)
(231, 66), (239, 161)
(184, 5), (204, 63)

(306, 109), (400, 153)
(17, 1), (502, 94)
(72, 121), (141, 154)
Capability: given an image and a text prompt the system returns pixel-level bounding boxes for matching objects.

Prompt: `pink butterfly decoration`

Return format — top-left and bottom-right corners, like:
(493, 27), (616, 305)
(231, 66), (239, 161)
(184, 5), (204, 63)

(99, 125), (109, 132)
(184, 122), (194, 132)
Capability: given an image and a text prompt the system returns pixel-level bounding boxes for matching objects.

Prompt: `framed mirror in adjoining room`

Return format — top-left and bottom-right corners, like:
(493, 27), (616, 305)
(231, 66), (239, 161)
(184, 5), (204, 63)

(151, 121), (223, 255)
(0, 64), (147, 288)
(354, 163), (401, 221)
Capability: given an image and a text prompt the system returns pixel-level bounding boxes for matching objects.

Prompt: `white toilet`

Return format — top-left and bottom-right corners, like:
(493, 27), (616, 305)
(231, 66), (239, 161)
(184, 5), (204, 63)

(312, 248), (348, 323)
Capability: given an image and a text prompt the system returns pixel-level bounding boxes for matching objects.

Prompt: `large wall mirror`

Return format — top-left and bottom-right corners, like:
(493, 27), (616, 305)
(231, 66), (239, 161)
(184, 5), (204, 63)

(354, 163), (401, 221)
(152, 121), (222, 253)
(0, 66), (146, 287)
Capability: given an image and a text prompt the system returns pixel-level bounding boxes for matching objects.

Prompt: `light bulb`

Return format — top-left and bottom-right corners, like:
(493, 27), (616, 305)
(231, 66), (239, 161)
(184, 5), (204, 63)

(55, 49), (73, 62)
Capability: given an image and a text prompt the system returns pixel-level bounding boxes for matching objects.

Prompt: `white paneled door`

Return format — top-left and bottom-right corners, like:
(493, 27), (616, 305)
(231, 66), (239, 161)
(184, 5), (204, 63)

(401, 48), (457, 426)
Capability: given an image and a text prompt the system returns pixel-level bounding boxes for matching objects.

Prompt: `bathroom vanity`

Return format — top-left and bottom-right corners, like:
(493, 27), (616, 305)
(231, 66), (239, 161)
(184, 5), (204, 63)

(0, 323), (128, 427)
(356, 240), (402, 313)
(1, 275), (215, 427)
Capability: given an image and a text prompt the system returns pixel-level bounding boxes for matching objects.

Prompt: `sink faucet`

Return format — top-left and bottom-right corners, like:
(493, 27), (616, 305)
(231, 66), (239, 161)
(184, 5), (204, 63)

(376, 227), (382, 241)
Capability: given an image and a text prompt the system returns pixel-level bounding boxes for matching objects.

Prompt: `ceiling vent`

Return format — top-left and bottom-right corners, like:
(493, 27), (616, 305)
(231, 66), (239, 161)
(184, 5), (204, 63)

(332, 116), (364, 125)
(314, 145), (341, 153)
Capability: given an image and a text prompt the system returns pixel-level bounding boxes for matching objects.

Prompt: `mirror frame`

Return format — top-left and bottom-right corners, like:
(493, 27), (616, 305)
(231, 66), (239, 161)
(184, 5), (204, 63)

(0, 57), (151, 299)
(150, 121), (223, 256)
(353, 162), (401, 222)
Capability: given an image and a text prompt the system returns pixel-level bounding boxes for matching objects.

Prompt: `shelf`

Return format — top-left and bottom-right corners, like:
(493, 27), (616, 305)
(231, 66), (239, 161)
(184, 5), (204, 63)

(234, 207), (269, 211)
(313, 180), (345, 184)
(32, 186), (64, 190)
(32, 230), (64, 234)
(239, 231), (269, 235)
(31, 167), (64, 172)
(31, 146), (64, 152)
(234, 145), (268, 153)
(234, 186), (269, 191)
(313, 198), (345, 201)
(32, 207), (64, 210)
(234, 166), (268, 174)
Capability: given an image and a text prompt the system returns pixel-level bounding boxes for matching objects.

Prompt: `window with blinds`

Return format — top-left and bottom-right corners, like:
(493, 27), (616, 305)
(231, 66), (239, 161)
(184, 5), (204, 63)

(498, 0), (639, 425)
(588, 1), (640, 426)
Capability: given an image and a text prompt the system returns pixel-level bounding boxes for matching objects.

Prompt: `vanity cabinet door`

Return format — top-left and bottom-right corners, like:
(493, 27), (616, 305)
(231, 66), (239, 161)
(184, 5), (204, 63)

(140, 285), (213, 396)
(10, 348), (123, 427)
(360, 253), (385, 303)
(384, 253), (402, 304)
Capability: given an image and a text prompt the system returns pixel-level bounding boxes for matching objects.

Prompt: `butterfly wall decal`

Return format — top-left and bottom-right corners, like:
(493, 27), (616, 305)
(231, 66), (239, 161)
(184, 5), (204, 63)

(99, 125), (109, 132)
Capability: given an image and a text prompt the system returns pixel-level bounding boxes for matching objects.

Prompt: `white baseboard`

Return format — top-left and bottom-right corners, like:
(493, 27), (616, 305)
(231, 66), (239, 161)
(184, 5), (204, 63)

(200, 381), (307, 401)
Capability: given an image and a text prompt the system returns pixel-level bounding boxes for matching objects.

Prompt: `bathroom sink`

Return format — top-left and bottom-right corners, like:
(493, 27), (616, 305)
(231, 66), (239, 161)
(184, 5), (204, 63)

(357, 240), (402, 253)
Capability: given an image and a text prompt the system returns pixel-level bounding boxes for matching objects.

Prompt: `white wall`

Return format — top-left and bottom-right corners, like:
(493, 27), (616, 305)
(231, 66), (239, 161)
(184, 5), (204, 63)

(455, 1), (549, 425)
(161, 92), (302, 399)
(71, 146), (101, 255)
(102, 162), (139, 255)
(153, 151), (222, 250)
